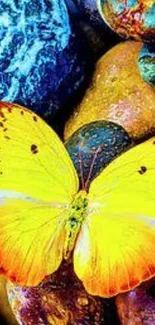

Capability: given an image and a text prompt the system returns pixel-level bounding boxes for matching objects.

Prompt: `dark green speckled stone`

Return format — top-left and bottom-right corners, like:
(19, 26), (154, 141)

(138, 44), (155, 87)
(65, 120), (133, 190)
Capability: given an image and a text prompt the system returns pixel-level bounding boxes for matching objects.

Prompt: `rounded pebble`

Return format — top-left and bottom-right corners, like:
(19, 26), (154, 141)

(65, 120), (132, 190)
(0, 0), (88, 118)
(98, 0), (155, 42)
(64, 41), (155, 140)
(138, 43), (155, 86)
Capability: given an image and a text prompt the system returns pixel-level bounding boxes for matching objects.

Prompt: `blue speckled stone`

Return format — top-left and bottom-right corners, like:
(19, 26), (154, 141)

(66, 0), (111, 31)
(66, 0), (122, 60)
(66, 0), (102, 24)
(138, 44), (155, 87)
(0, 0), (87, 117)
(65, 121), (133, 190)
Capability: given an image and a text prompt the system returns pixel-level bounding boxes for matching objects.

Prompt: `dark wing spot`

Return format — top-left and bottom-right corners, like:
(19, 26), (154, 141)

(33, 115), (37, 122)
(138, 166), (147, 174)
(20, 110), (24, 115)
(0, 171), (3, 175)
(3, 128), (7, 132)
(31, 144), (39, 154)
(0, 112), (5, 118)
(0, 122), (4, 127)
(4, 135), (10, 140)
(8, 107), (12, 113)
(153, 141), (155, 145)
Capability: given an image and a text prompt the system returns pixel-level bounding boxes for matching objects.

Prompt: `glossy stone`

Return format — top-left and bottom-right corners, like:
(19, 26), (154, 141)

(64, 41), (155, 141)
(0, 0), (87, 118)
(98, 0), (155, 42)
(66, 0), (105, 28)
(7, 262), (113, 325)
(65, 0), (122, 60)
(65, 121), (132, 190)
(138, 43), (155, 86)
(0, 277), (17, 325)
(116, 285), (155, 325)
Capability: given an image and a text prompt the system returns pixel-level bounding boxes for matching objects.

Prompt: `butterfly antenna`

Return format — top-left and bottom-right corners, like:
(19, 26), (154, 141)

(85, 145), (102, 191)
(78, 142), (85, 190)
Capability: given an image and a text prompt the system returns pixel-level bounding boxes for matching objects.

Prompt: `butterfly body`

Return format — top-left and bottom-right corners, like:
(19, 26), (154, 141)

(64, 190), (88, 260)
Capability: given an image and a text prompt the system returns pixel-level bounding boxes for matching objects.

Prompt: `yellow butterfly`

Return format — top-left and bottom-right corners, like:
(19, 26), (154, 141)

(0, 101), (155, 298)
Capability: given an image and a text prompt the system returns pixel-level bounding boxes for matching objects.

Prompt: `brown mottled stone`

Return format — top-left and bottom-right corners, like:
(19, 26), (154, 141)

(116, 281), (155, 325)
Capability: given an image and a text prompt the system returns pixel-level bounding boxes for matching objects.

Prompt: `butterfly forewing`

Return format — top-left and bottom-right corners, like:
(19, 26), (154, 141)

(0, 102), (78, 202)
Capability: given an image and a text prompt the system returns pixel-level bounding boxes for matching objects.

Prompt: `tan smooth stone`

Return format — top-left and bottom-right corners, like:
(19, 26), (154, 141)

(64, 41), (155, 140)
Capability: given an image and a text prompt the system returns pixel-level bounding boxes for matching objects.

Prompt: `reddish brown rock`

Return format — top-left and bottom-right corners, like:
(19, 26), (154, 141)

(116, 284), (155, 325)
(7, 262), (109, 325)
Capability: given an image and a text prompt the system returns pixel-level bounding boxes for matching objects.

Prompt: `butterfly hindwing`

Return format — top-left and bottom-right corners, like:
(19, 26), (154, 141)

(74, 137), (155, 297)
(0, 198), (68, 286)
